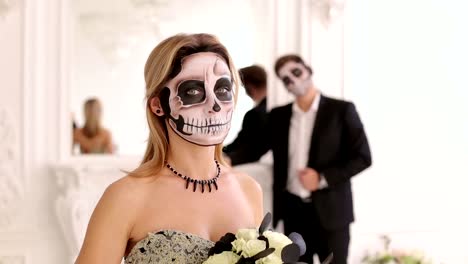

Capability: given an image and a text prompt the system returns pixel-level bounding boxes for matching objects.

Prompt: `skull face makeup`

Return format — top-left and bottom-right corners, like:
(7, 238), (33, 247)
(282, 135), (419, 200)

(160, 52), (234, 146)
(278, 61), (313, 96)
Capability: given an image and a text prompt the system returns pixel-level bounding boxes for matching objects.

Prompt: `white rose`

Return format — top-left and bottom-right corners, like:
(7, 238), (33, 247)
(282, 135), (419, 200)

(232, 238), (247, 254)
(241, 239), (267, 258)
(203, 252), (241, 264)
(236, 228), (259, 241)
(263, 231), (292, 258)
(255, 253), (283, 264)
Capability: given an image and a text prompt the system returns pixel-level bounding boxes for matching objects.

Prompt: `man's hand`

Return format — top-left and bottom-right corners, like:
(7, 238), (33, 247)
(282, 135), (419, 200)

(298, 167), (320, 191)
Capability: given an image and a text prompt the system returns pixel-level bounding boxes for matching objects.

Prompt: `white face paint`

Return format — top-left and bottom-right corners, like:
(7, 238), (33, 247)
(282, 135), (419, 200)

(162, 52), (234, 146)
(277, 61), (312, 96)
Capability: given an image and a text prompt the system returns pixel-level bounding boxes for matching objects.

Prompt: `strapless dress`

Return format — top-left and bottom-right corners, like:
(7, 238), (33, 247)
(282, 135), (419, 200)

(125, 230), (215, 264)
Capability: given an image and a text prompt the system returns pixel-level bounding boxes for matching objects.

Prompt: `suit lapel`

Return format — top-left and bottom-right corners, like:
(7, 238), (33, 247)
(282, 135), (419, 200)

(282, 103), (293, 155)
(308, 95), (328, 166)
(277, 104), (293, 187)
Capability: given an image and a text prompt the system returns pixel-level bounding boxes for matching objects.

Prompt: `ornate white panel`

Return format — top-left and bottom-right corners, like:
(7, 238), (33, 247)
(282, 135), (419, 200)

(0, 108), (22, 230)
(53, 157), (138, 261)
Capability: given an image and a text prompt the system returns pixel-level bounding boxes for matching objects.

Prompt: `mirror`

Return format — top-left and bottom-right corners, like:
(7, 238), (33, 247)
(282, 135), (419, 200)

(69, 0), (257, 156)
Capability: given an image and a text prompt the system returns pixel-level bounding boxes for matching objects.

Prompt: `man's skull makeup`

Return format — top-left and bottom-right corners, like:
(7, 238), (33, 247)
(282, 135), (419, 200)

(160, 52), (234, 146)
(278, 61), (313, 96)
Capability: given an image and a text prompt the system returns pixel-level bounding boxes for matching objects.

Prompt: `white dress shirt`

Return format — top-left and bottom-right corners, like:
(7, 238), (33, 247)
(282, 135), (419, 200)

(287, 93), (328, 199)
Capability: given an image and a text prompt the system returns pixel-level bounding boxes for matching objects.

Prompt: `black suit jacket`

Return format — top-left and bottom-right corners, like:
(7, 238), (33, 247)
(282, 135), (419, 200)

(223, 98), (268, 165)
(235, 95), (372, 230)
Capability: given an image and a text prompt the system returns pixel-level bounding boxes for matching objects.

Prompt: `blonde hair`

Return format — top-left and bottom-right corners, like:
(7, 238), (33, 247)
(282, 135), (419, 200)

(131, 33), (240, 177)
(82, 98), (102, 138)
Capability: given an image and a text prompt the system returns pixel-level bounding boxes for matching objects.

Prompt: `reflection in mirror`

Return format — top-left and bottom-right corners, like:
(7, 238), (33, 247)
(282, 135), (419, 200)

(72, 97), (115, 154)
(69, 0), (255, 156)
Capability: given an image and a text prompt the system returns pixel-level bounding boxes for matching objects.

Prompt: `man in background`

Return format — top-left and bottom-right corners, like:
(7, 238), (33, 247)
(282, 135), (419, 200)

(223, 65), (268, 165)
(234, 55), (372, 263)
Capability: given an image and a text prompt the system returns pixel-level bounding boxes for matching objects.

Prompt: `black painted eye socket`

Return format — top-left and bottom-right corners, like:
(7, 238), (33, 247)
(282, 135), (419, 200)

(282, 76), (292, 86)
(214, 78), (233, 101)
(177, 80), (206, 105)
(292, 68), (303, 77)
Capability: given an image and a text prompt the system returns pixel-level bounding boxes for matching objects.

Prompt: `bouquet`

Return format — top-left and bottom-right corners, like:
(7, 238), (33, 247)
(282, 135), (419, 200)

(203, 212), (333, 264)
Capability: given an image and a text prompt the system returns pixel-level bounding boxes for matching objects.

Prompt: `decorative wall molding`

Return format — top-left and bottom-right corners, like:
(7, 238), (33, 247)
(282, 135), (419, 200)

(53, 157), (138, 260)
(0, 108), (22, 230)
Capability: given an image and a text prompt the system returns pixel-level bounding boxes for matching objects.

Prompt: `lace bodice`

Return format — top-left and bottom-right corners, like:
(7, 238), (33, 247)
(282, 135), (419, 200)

(125, 230), (215, 264)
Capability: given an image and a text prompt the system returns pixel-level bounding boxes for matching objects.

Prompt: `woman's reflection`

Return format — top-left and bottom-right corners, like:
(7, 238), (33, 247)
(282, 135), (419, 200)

(72, 98), (114, 154)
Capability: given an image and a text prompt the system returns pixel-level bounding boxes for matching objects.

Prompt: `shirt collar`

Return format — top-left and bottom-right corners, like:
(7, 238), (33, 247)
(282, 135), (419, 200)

(292, 92), (321, 115)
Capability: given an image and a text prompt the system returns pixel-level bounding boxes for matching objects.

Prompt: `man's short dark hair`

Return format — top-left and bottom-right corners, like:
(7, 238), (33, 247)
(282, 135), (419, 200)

(238, 65), (267, 96)
(274, 54), (313, 77)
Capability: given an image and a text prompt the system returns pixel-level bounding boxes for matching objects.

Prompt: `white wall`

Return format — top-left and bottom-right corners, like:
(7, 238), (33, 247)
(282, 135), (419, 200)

(1, 1), (68, 263)
(0, 4), (26, 263)
(346, 0), (468, 262)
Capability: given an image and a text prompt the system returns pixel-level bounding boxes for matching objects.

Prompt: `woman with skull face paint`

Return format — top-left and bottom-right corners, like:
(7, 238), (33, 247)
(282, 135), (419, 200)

(75, 34), (264, 264)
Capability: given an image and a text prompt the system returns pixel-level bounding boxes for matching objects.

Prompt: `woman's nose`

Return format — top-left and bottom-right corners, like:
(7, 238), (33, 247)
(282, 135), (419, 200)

(212, 101), (221, 112)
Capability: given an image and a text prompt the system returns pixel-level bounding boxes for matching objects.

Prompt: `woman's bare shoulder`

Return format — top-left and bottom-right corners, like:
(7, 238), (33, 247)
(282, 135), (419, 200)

(74, 128), (84, 136)
(99, 178), (136, 213)
(229, 168), (261, 193)
(97, 173), (158, 215)
(229, 168), (264, 224)
(97, 128), (113, 139)
(101, 127), (112, 135)
(76, 174), (157, 263)
(108, 173), (156, 199)
(93, 171), (165, 224)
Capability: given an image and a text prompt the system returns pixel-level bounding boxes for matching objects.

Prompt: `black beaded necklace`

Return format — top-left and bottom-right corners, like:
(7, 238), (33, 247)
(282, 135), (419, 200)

(166, 160), (221, 193)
